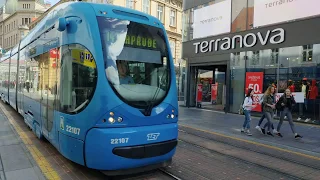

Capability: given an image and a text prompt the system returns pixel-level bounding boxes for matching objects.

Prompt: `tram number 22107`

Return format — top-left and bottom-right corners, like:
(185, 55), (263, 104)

(66, 125), (80, 135)
(111, 138), (129, 145)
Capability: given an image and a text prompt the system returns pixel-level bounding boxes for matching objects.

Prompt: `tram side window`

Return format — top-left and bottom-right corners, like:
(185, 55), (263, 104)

(0, 59), (10, 89)
(25, 54), (41, 101)
(59, 44), (97, 114)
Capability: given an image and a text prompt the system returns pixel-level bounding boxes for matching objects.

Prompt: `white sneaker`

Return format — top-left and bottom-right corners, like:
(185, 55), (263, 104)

(297, 117), (301, 121)
(273, 129), (278, 134)
(241, 128), (245, 133)
(284, 116), (287, 119)
(246, 130), (252, 136)
(255, 126), (262, 133)
(305, 118), (311, 123)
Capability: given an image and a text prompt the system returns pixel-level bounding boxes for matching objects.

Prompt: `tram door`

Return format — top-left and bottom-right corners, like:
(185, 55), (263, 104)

(40, 48), (57, 137)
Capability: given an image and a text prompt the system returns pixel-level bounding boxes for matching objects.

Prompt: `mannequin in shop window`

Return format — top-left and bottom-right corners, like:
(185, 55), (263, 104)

(307, 79), (318, 123)
(297, 78), (310, 121)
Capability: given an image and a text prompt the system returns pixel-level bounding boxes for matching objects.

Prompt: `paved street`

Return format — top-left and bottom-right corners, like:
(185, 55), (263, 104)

(178, 107), (320, 156)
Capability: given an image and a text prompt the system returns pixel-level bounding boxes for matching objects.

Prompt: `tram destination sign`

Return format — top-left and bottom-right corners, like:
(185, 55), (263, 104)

(193, 28), (285, 54)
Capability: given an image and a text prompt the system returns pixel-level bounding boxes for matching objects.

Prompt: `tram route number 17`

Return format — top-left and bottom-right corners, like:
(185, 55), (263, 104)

(248, 83), (260, 93)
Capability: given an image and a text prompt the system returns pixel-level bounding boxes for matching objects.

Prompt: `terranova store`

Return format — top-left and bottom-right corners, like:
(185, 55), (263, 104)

(182, 0), (320, 124)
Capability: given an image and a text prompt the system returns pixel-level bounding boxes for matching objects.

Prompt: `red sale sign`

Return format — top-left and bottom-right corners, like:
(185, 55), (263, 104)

(245, 72), (264, 112)
(211, 83), (217, 101)
(196, 84), (203, 103)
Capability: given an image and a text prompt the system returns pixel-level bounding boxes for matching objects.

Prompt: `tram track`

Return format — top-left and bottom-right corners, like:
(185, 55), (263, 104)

(178, 127), (320, 172)
(111, 168), (182, 180)
(178, 128), (320, 180)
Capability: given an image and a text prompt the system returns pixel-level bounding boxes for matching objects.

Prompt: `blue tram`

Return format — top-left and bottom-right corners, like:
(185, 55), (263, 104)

(0, 2), (178, 175)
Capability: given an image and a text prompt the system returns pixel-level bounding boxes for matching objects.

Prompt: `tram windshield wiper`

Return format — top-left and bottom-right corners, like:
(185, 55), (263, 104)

(143, 68), (168, 116)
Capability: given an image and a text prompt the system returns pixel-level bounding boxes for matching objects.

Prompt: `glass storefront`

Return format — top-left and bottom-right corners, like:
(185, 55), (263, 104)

(230, 44), (320, 124)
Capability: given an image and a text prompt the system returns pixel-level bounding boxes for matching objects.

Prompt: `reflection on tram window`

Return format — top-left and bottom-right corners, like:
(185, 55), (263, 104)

(59, 44), (97, 114)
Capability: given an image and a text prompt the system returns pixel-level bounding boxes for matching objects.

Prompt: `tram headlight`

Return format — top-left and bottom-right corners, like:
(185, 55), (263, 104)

(108, 117), (115, 124)
(170, 114), (175, 119)
(117, 117), (123, 123)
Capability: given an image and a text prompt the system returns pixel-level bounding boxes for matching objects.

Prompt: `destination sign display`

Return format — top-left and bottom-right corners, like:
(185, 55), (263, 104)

(104, 31), (157, 49)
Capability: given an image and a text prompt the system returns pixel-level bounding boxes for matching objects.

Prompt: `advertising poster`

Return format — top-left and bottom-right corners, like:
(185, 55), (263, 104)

(253, 0), (320, 27)
(245, 72), (264, 112)
(196, 84), (203, 103)
(193, 0), (231, 39)
(211, 83), (217, 102)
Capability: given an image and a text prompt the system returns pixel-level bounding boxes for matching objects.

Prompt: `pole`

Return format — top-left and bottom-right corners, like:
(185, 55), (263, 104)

(178, 62), (180, 101)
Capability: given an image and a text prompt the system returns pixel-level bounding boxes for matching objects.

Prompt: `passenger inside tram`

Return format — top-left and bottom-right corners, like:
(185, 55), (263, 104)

(116, 60), (134, 84)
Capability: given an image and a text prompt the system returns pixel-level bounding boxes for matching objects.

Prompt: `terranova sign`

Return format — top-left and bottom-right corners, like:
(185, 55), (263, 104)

(193, 28), (285, 54)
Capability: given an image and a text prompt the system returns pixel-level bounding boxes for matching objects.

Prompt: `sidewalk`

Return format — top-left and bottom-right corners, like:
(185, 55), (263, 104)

(178, 106), (320, 156)
(0, 109), (45, 180)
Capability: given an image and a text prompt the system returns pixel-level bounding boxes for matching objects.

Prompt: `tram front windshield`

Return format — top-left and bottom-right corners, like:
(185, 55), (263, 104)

(97, 17), (171, 108)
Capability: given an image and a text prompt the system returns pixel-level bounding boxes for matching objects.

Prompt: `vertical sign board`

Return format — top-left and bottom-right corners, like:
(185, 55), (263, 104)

(211, 83), (217, 103)
(245, 72), (264, 112)
(196, 84), (203, 107)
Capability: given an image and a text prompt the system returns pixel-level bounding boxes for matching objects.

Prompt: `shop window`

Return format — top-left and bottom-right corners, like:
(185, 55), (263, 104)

(231, 52), (241, 67)
(250, 51), (260, 66)
(270, 48), (279, 65)
(59, 44), (97, 114)
(302, 44), (313, 62)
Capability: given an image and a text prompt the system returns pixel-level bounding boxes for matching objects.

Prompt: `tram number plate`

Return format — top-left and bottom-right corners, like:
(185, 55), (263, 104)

(111, 138), (129, 145)
(66, 125), (80, 135)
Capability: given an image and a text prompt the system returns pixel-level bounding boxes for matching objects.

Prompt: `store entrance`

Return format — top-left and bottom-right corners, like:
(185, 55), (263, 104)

(196, 65), (227, 111)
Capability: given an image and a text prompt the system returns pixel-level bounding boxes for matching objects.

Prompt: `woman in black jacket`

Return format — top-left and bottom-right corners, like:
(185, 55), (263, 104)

(275, 88), (302, 139)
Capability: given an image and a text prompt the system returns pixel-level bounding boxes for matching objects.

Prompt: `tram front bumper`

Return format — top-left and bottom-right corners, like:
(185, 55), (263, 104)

(84, 123), (178, 171)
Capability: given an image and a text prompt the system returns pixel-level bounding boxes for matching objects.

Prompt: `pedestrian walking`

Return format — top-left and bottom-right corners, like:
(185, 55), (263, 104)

(275, 88), (303, 139)
(256, 91), (276, 134)
(261, 86), (276, 136)
(241, 89), (256, 136)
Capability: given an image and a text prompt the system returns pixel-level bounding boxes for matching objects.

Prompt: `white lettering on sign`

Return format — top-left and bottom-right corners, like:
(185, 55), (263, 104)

(193, 0), (231, 39)
(193, 28), (285, 54)
(66, 125), (80, 135)
(254, 0), (320, 28)
(111, 138), (129, 144)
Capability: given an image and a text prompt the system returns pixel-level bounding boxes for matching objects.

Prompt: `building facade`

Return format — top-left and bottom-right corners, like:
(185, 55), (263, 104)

(182, 0), (320, 124)
(0, 0), (49, 52)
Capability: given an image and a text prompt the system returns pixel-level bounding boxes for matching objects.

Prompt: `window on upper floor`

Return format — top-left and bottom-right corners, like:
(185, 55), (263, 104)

(126, 0), (134, 9)
(170, 9), (176, 27)
(142, 0), (150, 14)
(157, 4), (164, 23)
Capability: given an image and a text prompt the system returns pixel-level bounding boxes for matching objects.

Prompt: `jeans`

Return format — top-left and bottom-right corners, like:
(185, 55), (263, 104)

(263, 111), (274, 132)
(277, 108), (296, 134)
(243, 109), (251, 129)
(258, 114), (274, 129)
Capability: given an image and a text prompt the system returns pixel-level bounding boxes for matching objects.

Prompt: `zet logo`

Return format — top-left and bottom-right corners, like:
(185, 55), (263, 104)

(147, 133), (160, 141)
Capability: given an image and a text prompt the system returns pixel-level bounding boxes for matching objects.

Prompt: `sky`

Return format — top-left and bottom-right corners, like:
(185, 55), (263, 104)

(47, 0), (60, 6)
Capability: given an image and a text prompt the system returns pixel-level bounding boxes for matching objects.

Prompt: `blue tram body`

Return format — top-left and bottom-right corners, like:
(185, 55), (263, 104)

(0, 2), (178, 175)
